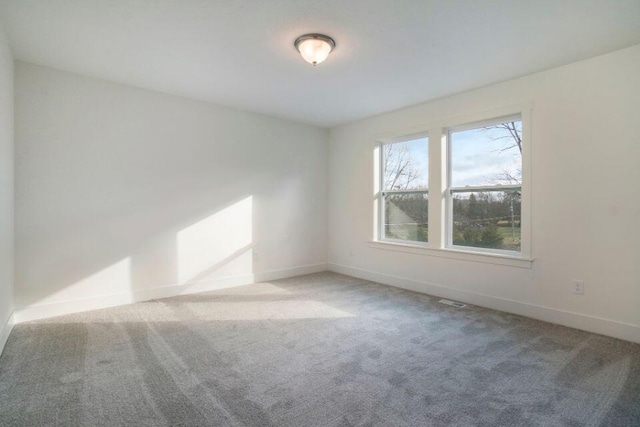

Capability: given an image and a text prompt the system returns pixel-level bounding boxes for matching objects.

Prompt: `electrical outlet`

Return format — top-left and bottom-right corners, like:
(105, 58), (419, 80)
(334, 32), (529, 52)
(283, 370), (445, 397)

(252, 252), (259, 262)
(572, 280), (585, 295)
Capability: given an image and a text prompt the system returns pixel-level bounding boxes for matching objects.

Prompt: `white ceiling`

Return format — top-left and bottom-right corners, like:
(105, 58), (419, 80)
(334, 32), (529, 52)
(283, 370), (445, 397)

(1, 1), (640, 127)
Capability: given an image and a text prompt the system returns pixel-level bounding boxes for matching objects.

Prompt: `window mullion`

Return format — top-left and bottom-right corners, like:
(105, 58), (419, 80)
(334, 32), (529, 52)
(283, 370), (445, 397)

(449, 185), (521, 193)
(382, 189), (428, 195)
(428, 127), (445, 249)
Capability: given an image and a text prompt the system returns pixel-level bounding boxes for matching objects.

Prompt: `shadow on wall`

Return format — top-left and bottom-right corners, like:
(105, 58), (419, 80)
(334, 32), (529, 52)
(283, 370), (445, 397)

(22, 195), (257, 310)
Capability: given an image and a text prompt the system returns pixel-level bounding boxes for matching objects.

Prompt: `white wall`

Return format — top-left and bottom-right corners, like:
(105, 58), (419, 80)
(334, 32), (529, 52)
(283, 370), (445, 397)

(328, 45), (640, 342)
(15, 62), (328, 320)
(0, 24), (14, 351)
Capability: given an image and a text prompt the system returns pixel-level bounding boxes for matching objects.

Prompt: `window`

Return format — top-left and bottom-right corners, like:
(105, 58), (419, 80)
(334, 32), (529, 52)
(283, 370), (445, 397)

(374, 106), (530, 264)
(447, 116), (522, 254)
(380, 136), (428, 244)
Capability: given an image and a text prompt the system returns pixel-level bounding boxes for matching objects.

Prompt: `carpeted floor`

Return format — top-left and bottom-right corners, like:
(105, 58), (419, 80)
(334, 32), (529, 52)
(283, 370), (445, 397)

(1, 272), (639, 426)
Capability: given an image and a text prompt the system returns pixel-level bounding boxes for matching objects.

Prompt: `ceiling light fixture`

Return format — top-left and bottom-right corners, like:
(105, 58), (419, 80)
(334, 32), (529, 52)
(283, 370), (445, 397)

(294, 34), (335, 66)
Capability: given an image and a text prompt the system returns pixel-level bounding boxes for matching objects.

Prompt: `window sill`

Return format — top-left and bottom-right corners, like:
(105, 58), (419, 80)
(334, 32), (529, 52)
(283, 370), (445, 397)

(368, 240), (533, 269)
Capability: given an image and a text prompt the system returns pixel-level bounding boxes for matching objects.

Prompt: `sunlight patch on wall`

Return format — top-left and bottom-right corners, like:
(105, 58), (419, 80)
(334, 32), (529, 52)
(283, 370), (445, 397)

(177, 196), (253, 285)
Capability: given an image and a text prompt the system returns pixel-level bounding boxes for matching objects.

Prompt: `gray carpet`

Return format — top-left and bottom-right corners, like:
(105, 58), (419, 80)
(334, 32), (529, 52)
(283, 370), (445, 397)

(1, 272), (639, 426)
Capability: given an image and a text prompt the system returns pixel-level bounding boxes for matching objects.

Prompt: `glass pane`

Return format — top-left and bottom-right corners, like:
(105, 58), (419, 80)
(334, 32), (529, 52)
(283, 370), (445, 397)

(384, 192), (428, 242)
(383, 137), (428, 190)
(450, 119), (522, 187)
(451, 189), (521, 252)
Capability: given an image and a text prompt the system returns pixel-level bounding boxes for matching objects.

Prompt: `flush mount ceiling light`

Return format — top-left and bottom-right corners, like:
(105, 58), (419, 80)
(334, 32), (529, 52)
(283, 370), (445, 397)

(294, 34), (336, 66)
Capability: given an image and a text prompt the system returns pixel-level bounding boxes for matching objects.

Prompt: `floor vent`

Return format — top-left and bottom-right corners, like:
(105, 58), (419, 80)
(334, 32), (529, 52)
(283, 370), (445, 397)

(439, 299), (466, 308)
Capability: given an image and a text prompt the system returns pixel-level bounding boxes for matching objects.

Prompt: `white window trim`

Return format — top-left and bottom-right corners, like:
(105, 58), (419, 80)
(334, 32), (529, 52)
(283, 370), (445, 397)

(372, 103), (533, 268)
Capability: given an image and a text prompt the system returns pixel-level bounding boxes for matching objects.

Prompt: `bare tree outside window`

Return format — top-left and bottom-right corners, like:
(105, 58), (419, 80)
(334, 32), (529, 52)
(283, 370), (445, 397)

(383, 142), (424, 190)
(381, 137), (428, 243)
(482, 121), (522, 185)
(484, 121), (522, 154)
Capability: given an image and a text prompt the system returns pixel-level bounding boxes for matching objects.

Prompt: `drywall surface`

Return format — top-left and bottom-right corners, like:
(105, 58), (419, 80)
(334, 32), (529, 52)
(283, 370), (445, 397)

(15, 62), (328, 318)
(0, 25), (14, 350)
(328, 45), (640, 342)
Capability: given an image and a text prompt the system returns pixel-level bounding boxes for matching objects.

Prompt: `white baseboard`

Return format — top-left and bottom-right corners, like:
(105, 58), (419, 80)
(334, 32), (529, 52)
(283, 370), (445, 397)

(15, 261), (638, 344)
(0, 311), (14, 356)
(14, 263), (328, 323)
(329, 263), (640, 344)
(253, 263), (328, 283)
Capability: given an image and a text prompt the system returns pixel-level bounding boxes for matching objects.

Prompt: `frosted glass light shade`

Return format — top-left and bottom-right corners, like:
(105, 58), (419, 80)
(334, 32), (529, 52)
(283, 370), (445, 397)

(295, 34), (335, 66)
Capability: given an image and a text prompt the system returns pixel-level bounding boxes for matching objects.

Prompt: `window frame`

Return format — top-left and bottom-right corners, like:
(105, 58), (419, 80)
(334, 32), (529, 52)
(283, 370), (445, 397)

(445, 114), (523, 256)
(378, 133), (430, 247)
(372, 104), (532, 267)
